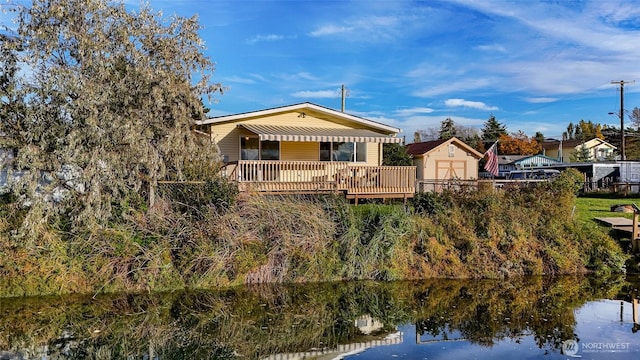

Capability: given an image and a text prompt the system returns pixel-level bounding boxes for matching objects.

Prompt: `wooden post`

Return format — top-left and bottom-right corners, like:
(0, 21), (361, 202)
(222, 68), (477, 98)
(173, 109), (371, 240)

(634, 213), (639, 253)
(633, 298), (638, 326)
(149, 179), (157, 208)
(633, 204), (640, 254)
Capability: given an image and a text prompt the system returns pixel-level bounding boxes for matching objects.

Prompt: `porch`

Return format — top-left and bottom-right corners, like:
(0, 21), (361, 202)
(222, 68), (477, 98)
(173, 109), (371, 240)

(224, 160), (416, 201)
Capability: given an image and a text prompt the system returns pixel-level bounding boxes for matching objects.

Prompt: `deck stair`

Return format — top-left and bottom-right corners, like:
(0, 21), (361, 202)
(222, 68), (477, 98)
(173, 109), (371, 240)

(594, 203), (640, 253)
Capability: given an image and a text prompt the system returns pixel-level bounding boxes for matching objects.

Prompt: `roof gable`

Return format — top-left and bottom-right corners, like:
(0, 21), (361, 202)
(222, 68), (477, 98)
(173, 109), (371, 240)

(406, 137), (483, 159)
(541, 138), (616, 150)
(196, 102), (400, 134)
(496, 154), (562, 165)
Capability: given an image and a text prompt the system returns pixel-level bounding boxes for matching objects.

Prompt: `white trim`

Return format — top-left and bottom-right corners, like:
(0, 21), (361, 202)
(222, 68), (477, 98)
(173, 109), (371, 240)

(196, 102), (400, 134)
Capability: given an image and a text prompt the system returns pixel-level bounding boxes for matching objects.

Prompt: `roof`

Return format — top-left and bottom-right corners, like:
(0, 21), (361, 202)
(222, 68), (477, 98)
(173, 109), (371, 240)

(497, 155), (528, 165)
(498, 154), (560, 165)
(406, 139), (448, 155)
(196, 102), (400, 134)
(541, 138), (616, 150)
(405, 137), (483, 159)
(238, 124), (402, 144)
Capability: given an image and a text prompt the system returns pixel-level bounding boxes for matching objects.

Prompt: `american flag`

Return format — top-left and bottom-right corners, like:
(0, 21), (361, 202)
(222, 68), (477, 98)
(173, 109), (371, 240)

(484, 141), (499, 177)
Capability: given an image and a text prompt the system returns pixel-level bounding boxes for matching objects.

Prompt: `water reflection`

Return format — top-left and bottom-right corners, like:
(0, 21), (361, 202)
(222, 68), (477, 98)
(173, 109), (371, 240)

(0, 275), (637, 359)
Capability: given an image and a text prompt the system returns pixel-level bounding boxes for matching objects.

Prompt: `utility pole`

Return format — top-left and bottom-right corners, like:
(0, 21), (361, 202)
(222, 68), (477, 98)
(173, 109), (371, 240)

(340, 84), (350, 112)
(612, 80), (635, 160)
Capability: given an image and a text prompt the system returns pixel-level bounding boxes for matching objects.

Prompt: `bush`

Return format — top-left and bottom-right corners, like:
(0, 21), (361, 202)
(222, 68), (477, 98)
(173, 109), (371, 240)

(411, 191), (451, 216)
(157, 177), (239, 219)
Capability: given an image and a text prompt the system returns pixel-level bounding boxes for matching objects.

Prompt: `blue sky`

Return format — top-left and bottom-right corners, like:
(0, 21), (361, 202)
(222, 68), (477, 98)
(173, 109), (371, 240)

(6, 0), (640, 141)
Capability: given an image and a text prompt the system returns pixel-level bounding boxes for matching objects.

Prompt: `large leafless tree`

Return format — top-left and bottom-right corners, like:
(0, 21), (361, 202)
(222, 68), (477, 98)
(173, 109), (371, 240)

(1, 0), (222, 235)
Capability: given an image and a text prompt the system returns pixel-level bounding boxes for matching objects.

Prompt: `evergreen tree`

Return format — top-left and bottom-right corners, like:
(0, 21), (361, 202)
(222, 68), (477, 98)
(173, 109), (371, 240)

(383, 143), (413, 166)
(481, 114), (507, 142)
(439, 117), (457, 140)
(570, 143), (592, 162)
(566, 122), (575, 140)
(574, 124), (583, 140)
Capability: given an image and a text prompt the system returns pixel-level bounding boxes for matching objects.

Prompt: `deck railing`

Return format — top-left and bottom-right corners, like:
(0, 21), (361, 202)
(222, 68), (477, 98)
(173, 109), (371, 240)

(224, 160), (415, 196)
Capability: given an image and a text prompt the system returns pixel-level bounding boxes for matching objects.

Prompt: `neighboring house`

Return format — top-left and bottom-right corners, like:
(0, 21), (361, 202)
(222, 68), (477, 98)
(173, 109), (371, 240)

(195, 102), (416, 201)
(541, 138), (616, 162)
(489, 154), (562, 178)
(405, 137), (483, 189)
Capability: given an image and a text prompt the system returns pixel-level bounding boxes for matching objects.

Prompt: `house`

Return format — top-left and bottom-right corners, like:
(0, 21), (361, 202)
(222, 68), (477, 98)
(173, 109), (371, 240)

(405, 137), (483, 191)
(541, 138), (616, 162)
(195, 102), (416, 201)
(488, 154), (562, 178)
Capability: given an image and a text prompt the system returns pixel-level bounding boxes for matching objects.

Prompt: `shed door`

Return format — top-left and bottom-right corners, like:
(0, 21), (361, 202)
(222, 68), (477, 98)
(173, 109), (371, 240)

(436, 160), (467, 179)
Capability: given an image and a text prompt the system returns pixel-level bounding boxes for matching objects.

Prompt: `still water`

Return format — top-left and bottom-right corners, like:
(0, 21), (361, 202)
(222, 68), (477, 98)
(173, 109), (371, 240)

(0, 275), (638, 359)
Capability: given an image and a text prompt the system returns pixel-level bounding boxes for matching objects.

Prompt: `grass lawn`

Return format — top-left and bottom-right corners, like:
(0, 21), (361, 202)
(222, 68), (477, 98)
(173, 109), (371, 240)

(575, 195), (640, 225)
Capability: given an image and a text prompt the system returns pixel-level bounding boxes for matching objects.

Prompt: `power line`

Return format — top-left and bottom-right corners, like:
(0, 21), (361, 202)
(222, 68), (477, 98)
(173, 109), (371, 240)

(611, 80), (635, 160)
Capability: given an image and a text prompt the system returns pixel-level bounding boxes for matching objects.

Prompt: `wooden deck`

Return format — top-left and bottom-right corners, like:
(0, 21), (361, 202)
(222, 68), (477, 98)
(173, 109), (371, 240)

(594, 217), (637, 233)
(224, 160), (416, 200)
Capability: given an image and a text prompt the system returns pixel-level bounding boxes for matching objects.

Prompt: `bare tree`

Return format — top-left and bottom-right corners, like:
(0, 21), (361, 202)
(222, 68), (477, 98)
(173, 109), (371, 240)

(630, 107), (640, 129)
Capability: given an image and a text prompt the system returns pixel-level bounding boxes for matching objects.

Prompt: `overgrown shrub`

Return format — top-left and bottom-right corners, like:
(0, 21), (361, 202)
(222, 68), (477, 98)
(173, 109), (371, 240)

(157, 177), (238, 219)
(411, 191), (451, 216)
(0, 173), (630, 296)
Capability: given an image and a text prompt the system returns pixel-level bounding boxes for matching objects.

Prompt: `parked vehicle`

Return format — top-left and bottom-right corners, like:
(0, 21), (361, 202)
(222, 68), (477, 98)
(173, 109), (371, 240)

(507, 169), (560, 180)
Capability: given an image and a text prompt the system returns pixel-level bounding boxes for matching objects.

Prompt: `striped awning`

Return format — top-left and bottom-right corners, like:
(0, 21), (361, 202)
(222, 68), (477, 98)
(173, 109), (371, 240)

(238, 124), (402, 143)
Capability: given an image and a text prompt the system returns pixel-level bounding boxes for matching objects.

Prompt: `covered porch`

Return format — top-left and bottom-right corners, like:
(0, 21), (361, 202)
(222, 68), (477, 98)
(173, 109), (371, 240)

(224, 160), (416, 201)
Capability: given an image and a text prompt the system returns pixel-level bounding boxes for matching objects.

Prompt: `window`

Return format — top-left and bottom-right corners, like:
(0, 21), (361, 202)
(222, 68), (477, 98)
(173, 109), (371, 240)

(320, 142), (331, 161)
(261, 140), (279, 160)
(333, 142), (354, 161)
(241, 137), (280, 160)
(356, 142), (366, 162)
(241, 137), (259, 160)
(320, 142), (366, 162)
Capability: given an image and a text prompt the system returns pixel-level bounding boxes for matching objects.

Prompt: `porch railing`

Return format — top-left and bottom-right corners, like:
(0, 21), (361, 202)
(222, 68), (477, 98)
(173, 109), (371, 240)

(224, 160), (416, 195)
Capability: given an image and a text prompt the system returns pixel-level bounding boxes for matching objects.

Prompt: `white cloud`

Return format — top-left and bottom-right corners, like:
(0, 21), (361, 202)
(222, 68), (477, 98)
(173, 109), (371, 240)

(524, 97), (557, 104)
(224, 75), (256, 84)
(474, 44), (507, 53)
(393, 115), (487, 140)
(291, 90), (336, 98)
(309, 25), (353, 37)
(308, 13), (408, 41)
(413, 78), (495, 97)
(295, 72), (318, 81)
(445, 98), (498, 111)
(245, 33), (284, 44)
(394, 107), (435, 116)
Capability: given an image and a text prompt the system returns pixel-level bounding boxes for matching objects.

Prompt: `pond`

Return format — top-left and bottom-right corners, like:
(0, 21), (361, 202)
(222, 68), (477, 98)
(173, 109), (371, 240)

(0, 275), (638, 359)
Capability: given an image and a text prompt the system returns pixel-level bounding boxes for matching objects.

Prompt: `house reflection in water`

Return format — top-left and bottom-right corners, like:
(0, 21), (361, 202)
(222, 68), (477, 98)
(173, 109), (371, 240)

(619, 291), (639, 333)
(262, 315), (402, 360)
(633, 297), (639, 333)
(355, 314), (384, 335)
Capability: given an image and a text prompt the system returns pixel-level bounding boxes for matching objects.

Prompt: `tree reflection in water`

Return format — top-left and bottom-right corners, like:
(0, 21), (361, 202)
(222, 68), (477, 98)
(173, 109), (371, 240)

(0, 275), (637, 359)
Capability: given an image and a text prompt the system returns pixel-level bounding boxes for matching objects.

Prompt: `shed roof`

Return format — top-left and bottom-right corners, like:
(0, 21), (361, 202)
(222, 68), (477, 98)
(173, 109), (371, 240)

(406, 137), (483, 159)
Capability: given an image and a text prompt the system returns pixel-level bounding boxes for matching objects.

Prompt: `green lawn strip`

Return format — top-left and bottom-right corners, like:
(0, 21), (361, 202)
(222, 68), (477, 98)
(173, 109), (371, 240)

(575, 196), (640, 225)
